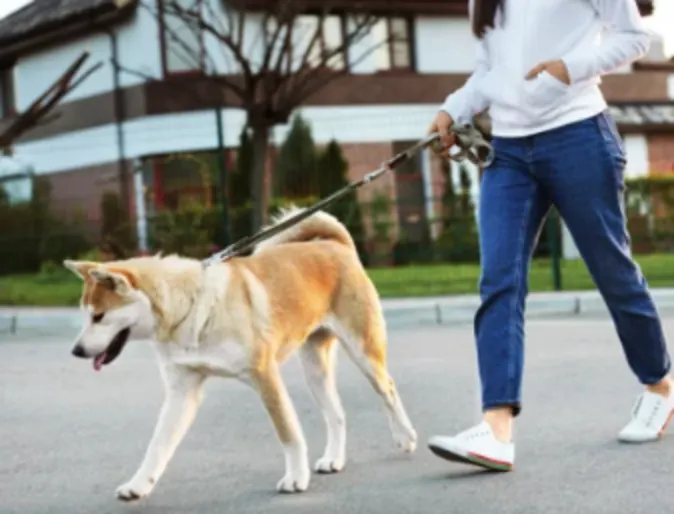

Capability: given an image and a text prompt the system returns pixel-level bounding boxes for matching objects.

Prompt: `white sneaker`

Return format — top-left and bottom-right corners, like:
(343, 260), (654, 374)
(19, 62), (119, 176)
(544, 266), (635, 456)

(427, 421), (514, 471)
(618, 390), (674, 443)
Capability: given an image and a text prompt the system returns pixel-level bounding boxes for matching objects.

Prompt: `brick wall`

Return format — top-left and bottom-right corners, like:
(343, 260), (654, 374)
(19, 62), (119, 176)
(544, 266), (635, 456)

(647, 134), (674, 175)
(338, 142), (401, 241)
(45, 161), (123, 239)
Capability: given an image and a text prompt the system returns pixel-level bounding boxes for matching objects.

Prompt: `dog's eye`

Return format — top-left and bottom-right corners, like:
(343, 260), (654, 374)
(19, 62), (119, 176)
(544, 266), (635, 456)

(92, 313), (104, 324)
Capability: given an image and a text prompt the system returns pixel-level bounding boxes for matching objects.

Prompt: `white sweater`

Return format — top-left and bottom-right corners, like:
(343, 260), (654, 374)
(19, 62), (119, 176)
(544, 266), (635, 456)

(441, 0), (652, 138)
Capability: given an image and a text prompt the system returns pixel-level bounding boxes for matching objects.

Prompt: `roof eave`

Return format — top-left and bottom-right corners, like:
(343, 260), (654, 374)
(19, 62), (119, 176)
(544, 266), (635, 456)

(0, 1), (138, 61)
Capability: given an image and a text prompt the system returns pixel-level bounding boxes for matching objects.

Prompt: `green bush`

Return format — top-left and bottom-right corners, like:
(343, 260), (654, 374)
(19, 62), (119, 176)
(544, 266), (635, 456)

(147, 196), (319, 258)
(317, 139), (369, 265)
(101, 190), (137, 255)
(434, 162), (479, 263)
(147, 200), (218, 258)
(0, 177), (91, 275)
(274, 114), (319, 198)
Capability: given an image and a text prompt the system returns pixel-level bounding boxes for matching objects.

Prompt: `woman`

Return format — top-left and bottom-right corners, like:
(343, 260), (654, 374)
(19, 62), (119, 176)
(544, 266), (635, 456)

(426, 0), (674, 471)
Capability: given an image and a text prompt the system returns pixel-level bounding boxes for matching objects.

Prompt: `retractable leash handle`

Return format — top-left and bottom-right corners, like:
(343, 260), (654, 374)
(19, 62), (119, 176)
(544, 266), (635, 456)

(201, 125), (493, 268)
(438, 123), (495, 168)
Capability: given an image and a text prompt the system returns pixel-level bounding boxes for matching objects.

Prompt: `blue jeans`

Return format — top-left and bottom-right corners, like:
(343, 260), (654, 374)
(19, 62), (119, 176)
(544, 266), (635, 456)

(476, 111), (671, 416)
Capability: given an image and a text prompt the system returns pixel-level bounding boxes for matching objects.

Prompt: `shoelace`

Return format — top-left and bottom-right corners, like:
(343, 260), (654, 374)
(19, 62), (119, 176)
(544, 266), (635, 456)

(632, 394), (660, 426)
(458, 428), (491, 441)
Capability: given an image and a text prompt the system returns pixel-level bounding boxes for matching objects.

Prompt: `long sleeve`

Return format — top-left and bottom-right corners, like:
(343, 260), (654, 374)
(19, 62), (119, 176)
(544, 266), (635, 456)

(562, 0), (651, 84)
(440, 39), (491, 123)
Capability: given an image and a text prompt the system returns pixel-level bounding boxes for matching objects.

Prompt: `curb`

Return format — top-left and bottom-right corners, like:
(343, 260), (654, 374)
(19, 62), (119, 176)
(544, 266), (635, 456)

(4, 289), (674, 335)
(382, 288), (674, 329)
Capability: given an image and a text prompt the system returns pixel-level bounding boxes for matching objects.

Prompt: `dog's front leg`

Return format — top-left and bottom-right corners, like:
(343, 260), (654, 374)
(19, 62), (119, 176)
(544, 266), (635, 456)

(116, 368), (205, 502)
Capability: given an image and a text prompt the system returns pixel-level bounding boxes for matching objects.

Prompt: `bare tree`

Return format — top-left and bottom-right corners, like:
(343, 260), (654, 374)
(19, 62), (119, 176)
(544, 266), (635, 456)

(149, 0), (395, 232)
(0, 52), (102, 149)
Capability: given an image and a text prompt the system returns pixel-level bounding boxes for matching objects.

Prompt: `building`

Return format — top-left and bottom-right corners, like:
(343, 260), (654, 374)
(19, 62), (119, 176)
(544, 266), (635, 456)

(0, 0), (672, 254)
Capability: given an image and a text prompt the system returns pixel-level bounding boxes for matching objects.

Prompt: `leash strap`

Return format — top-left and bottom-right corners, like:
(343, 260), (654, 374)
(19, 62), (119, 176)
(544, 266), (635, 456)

(202, 124), (493, 268)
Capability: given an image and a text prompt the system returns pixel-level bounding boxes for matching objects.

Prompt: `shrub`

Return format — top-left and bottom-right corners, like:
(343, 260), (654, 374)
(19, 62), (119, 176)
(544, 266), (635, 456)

(0, 176), (91, 275)
(274, 114), (319, 198)
(101, 190), (137, 255)
(317, 140), (369, 265)
(435, 163), (480, 263)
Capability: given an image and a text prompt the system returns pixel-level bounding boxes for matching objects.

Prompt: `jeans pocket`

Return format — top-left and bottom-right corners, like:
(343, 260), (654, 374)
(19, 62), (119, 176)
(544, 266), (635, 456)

(595, 111), (627, 185)
(596, 111), (626, 156)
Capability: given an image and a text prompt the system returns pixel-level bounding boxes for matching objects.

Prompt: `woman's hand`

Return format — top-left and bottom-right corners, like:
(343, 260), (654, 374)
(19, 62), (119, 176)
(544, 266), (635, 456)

(428, 111), (456, 152)
(525, 59), (571, 85)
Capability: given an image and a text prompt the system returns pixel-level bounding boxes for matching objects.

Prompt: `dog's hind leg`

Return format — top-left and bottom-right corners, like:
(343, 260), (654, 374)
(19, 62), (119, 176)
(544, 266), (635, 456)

(116, 368), (206, 502)
(333, 309), (417, 454)
(300, 328), (346, 474)
(251, 350), (310, 493)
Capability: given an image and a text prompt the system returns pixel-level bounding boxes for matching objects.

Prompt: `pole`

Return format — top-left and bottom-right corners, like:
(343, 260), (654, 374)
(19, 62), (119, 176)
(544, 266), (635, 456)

(547, 209), (562, 291)
(132, 158), (148, 253)
(215, 107), (231, 247)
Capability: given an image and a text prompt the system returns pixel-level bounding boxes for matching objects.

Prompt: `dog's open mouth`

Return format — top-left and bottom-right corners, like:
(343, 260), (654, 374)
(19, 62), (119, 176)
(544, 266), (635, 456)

(93, 327), (131, 372)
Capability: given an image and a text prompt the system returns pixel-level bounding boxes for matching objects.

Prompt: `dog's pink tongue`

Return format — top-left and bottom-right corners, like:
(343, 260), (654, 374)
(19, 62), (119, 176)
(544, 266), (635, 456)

(93, 353), (107, 372)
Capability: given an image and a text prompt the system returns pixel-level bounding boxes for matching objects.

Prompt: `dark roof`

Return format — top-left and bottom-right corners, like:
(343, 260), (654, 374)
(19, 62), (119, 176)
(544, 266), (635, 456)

(0, 0), (137, 53)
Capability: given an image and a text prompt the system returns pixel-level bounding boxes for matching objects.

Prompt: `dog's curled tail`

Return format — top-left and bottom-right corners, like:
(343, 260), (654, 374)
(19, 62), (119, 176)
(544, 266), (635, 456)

(254, 206), (356, 253)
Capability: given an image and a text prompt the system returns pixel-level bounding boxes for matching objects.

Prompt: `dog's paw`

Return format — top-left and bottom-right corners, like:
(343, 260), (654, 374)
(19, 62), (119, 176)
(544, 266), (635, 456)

(115, 478), (154, 502)
(392, 424), (418, 453)
(276, 469), (310, 494)
(315, 455), (345, 474)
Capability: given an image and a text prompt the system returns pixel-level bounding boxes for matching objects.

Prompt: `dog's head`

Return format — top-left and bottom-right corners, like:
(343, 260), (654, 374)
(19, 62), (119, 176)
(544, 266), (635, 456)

(64, 259), (156, 371)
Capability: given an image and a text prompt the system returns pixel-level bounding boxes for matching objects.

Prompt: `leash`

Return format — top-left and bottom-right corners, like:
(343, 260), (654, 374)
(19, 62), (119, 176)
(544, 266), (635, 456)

(201, 124), (494, 268)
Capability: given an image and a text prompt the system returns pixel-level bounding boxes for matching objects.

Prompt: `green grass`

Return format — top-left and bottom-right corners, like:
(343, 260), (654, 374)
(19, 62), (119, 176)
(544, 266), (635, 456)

(3, 253), (674, 306)
(366, 253), (674, 298)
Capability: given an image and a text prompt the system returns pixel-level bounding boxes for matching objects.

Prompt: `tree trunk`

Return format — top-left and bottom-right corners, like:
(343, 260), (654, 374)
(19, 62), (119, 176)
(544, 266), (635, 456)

(250, 124), (270, 233)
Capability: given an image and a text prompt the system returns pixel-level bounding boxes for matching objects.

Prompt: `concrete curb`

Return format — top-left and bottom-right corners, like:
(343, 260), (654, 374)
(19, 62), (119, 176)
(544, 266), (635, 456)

(4, 288), (674, 335)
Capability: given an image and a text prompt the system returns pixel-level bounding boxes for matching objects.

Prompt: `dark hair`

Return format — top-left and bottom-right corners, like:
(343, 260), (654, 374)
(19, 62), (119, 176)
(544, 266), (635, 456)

(472, 0), (505, 39)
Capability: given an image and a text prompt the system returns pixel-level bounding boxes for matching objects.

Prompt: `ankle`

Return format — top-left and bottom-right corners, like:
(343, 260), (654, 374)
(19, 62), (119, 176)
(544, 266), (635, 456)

(646, 376), (673, 398)
(483, 407), (514, 444)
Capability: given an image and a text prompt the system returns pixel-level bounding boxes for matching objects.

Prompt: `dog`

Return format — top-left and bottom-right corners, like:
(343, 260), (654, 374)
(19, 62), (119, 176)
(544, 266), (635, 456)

(64, 208), (418, 501)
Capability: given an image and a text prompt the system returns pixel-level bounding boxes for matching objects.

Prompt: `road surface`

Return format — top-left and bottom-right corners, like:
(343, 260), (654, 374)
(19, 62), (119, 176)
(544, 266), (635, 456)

(2, 313), (673, 514)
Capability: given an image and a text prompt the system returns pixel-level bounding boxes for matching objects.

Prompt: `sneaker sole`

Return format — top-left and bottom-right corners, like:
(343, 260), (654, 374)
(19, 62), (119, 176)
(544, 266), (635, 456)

(427, 443), (513, 472)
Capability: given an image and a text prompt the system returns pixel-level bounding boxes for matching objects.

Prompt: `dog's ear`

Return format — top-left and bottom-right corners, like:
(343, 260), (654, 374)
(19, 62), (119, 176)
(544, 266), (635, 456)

(63, 260), (99, 280)
(88, 267), (136, 296)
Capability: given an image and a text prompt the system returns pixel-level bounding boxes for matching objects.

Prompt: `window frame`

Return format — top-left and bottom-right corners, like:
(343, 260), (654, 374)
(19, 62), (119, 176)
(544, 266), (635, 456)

(383, 15), (415, 72)
(264, 13), (350, 72)
(158, 0), (207, 78)
(0, 65), (16, 120)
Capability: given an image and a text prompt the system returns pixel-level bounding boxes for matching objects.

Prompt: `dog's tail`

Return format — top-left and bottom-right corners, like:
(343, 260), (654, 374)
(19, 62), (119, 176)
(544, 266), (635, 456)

(254, 206), (357, 253)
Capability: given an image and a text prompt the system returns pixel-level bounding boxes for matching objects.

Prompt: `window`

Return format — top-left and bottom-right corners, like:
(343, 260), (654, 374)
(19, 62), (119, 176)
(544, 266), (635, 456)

(0, 156), (33, 205)
(160, 0), (205, 75)
(0, 67), (15, 119)
(373, 16), (414, 71)
(265, 14), (347, 71)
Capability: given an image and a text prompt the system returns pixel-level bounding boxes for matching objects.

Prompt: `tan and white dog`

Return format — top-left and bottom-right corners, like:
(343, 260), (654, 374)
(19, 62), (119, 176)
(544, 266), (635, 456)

(64, 208), (417, 501)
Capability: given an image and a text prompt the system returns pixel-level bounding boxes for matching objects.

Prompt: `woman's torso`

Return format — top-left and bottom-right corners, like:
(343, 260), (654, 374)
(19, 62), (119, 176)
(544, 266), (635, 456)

(478, 0), (608, 137)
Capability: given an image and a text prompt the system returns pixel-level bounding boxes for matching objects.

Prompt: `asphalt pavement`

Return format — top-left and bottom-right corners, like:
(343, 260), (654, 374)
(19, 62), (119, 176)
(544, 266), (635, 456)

(2, 314), (674, 514)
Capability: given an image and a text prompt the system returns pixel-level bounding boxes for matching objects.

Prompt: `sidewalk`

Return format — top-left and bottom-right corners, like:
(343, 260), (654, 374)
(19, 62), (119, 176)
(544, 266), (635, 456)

(4, 288), (674, 335)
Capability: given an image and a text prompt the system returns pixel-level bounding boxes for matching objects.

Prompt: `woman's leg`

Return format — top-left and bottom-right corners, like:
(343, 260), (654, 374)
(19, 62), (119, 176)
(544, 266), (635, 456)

(537, 111), (673, 443)
(428, 137), (551, 470)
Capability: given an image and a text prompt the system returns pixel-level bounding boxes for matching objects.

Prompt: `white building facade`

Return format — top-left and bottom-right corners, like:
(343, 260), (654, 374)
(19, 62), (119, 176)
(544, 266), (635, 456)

(0, 0), (672, 257)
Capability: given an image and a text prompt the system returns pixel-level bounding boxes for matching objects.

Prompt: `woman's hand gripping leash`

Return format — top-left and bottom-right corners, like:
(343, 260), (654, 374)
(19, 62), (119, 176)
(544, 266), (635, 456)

(380, 112), (494, 173)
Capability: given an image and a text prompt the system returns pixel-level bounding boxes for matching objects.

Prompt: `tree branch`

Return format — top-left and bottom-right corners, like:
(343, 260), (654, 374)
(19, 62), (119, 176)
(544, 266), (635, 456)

(0, 52), (102, 148)
(165, 0), (254, 87)
(277, 13), (381, 110)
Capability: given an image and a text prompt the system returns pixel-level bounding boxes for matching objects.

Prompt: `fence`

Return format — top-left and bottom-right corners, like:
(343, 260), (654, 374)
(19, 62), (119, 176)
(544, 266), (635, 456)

(3, 174), (674, 299)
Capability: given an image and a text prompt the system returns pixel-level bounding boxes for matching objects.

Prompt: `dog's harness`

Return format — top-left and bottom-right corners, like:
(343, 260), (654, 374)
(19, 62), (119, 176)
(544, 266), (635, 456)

(201, 124), (494, 268)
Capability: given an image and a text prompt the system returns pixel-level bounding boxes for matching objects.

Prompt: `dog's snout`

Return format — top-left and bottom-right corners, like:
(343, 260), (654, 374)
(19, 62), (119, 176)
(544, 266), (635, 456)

(72, 345), (87, 358)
